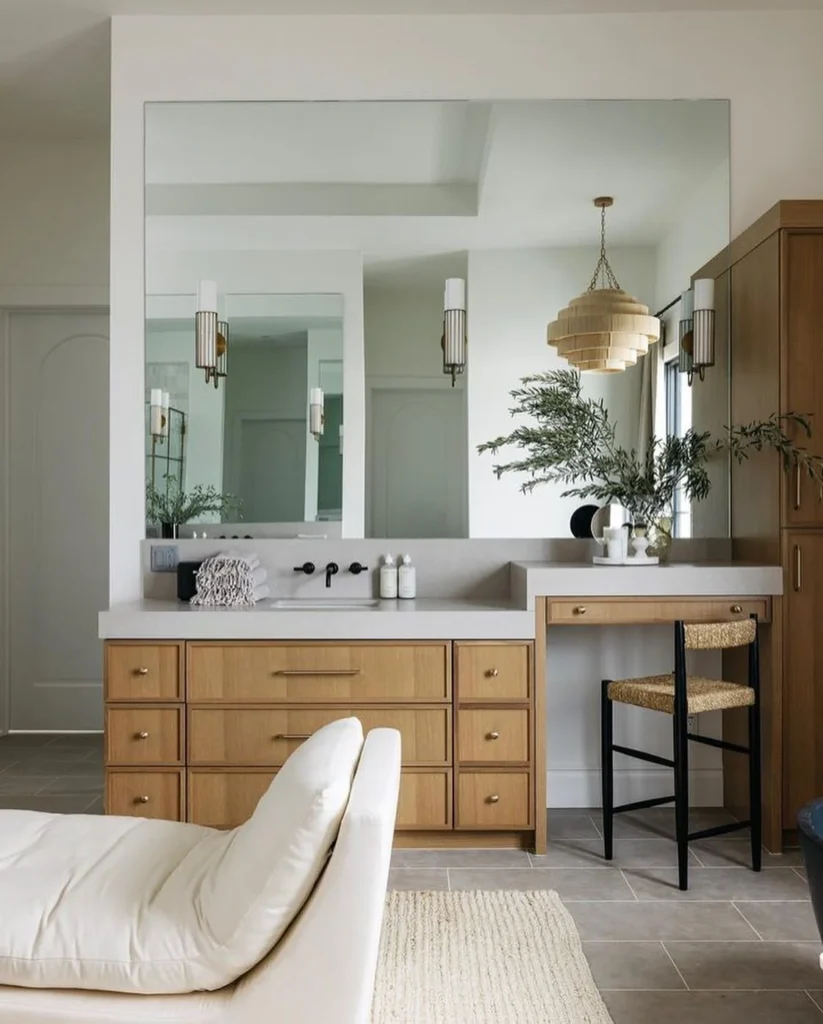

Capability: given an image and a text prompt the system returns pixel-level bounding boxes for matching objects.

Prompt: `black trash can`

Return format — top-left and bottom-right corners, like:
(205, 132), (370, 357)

(798, 800), (823, 964)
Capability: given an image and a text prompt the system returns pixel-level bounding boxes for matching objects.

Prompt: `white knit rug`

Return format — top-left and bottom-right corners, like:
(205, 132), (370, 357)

(372, 890), (613, 1024)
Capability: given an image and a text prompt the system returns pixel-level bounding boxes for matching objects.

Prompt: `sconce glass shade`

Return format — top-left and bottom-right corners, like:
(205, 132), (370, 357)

(678, 287), (694, 376)
(160, 391), (170, 439)
(692, 278), (716, 379)
(442, 277), (467, 386)
(216, 320), (229, 385)
(309, 387), (324, 441)
(195, 279), (219, 385)
(149, 388), (164, 440)
(339, 424), (344, 455)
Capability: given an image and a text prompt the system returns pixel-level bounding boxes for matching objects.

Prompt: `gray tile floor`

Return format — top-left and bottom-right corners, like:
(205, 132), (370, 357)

(2, 736), (821, 1022)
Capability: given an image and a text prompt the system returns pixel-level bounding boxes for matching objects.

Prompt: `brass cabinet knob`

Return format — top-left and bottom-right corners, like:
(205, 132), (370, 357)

(137, 731), (149, 740)
(487, 731), (500, 740)
(486, 794), (500, 804)
(573, 606), (587, 615)
(485, 668), (500, 678)
(136, 667), (149, 676)
(136, 795), (150, 804)
(731, 604), (742, 614)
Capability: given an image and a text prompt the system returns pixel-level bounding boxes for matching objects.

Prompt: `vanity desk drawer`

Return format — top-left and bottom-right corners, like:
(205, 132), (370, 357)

(458, 708), (530, 765)
(105, 643), (183, 702)
(457, 771), (532, 829)
(455, 642), (531, 703)
(105, 769), (183, 820)
(187, 642), (451, 703)
(105, 706), (183, 765)
(546, 598), (770, 626)
(188, 705), (451, 766)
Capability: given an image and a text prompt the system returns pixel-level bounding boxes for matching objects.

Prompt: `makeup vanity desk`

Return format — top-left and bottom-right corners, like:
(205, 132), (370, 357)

(511, 562), (784, 853)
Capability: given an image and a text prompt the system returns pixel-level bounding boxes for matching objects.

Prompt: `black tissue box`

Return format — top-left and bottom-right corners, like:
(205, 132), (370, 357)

(177, 561), (203, 603)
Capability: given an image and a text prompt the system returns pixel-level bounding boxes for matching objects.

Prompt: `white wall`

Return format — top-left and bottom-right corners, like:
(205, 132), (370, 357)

(468, 245), (656, 538)
(110, 9), (823, 600)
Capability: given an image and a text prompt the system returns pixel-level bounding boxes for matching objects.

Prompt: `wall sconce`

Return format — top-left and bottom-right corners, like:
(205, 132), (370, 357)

(160, 391), (170, 439)
(442, 278), (467, 386)
(216, 319), (229, 385)
(691, 278), (716, 383)
(310, 387), (324, 441)
(195, 279), (219, 386)
(678, 287), (694, 378)
(149, 388), (166, 442)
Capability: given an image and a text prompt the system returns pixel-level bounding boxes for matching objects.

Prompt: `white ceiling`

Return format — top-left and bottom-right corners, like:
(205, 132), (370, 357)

(1, 0), (821, 136)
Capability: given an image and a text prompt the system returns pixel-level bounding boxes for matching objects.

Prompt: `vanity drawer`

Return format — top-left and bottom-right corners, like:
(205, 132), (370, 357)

(188, 705), (451, 766)
(457, 771), (532, 829)
(105, 769), (183, 821)
(187, 642), (451, 703)
(105, 706), (183, 765)
(188, 769), (275, 829)
(546, 598), (770, 626)
(455, 643), (530, 703)
(397, 770), (452, 830)
(458, 709), (530, 764)
(105, 643), (182, 702)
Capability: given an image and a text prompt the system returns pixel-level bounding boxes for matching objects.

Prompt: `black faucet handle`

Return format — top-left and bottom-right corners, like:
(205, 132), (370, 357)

(324, 562), (339, 588)
(294, 562), (316, 575)
(348, 561), (368, 575)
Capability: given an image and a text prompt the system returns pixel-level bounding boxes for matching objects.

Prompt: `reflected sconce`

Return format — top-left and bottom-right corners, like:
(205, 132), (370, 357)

(215, 320), (229, 385)
(160, 391), (170, 439)
(691, 278), (716, 383)
(678, 287), (694, 378)
(310, 387), (324, 441)
(442, 278), (467, 386)
(149, 388), (166, 442)
(339, 424), (344, 456)
(195, 279), (219, 386)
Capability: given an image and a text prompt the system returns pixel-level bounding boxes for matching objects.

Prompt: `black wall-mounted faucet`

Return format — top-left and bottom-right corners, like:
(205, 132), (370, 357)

(348, 561), (368, 575)
(325, 562), (339, 588)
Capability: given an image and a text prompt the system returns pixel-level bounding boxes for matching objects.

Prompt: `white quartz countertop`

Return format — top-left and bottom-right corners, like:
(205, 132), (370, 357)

(99, 598), (535, 641)
(512, 561), (784, 610)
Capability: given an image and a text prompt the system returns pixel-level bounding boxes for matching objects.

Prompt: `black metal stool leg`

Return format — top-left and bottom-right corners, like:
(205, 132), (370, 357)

(601, 680), (614, 861)
(673, 623), (689, 891)
(749, 699), (762, 872)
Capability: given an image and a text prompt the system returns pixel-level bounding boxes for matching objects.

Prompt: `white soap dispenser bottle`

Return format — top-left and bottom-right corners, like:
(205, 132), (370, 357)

(380, 554), (398, 599)
(398, 554), (417, 599)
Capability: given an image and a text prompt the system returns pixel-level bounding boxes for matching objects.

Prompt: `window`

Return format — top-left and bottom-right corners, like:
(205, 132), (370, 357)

(664, 352), (693, 538)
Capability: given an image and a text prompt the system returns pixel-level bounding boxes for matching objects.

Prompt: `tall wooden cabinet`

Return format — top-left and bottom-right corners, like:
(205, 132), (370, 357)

(696, 202), (823, 843)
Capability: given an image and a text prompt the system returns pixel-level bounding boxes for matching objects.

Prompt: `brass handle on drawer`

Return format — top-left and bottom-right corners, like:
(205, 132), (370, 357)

(487, 731), (500, 740)
(136, 731), (149, 740)
(731, 604), (742, 614)
(274, 669), (361, 677)
(274, 733), (312, 741)
(795, 544), (802, 592)
(486, 794), (500, 804)
(135, 795), (150, 804)
(135, 667), (149, 676)
(573, 606), (587, 615)
(485, 668), (500, 678)
(796, 466), (802, 510)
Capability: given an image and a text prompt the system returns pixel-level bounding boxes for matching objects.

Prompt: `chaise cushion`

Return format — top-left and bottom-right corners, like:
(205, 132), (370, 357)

(0, 716), (364, 995)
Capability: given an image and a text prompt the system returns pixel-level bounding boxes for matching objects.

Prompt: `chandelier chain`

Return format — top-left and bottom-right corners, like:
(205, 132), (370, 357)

(587, 204), (621, 293)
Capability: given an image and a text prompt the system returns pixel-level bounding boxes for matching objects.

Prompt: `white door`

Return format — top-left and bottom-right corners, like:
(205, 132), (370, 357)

(369, 388), (467, 538)
(9, 311), (109, 730)
(237, 417), (306, 522)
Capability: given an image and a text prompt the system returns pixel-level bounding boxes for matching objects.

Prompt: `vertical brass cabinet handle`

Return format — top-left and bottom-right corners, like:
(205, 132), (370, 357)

(136, 795), (150, 804)
(573, 606), (587, 615)
(796, 466), (802, 510)
(731, 604), (742, 614)
(485, 668), (500, 678)
(137, 731), (149, 740)
(795, 544), (803, 592)
(136, 667), (149, 676)
(487, 731), (500, 740)
(486, 794), (500, 804)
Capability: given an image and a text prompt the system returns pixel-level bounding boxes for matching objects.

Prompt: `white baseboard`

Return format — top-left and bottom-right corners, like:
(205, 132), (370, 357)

(547, 769), (723, 809)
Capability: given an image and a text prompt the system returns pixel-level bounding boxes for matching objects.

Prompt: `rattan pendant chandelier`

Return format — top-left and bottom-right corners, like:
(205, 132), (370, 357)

(547, 197), (660, 373)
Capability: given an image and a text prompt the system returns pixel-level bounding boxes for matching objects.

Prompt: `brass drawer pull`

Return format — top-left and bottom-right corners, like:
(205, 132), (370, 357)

(487, 731), (500, 740)
(795, 544), (802, 592)
(486, 794), (500, 804)
(485, 668), (500, 678)
(136, 731), (150, 740)
(573, 606), (587, 615)
(274, 733), (312, 741)
(135, 795), (150, 804)
(274, 669), (361, 677)
(796, 466), (802, 510)
(135, 667), (149, 676)
(731, 604), (742, 614)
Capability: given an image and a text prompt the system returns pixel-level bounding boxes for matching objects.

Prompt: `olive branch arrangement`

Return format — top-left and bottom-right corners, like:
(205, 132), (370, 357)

(146, 476), (241, 526)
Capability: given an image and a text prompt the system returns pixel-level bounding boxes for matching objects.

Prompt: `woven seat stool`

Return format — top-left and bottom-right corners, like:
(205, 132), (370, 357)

(601, 617), (761, 891)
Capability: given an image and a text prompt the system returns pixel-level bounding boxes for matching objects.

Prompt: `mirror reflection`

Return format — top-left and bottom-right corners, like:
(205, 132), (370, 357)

(144, 99), (730, 538)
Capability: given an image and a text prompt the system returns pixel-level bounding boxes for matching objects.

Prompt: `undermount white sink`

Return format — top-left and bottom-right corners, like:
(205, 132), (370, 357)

(271, 598), (381, 610)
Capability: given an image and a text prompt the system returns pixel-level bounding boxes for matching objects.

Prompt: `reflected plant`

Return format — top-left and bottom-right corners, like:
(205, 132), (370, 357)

(146, 475), (241, 526)
(478, 369), (823, 525)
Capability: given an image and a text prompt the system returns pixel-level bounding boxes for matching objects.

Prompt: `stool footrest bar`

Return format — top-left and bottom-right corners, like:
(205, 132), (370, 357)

(688, 821), (751, 841)
(613, 744), (675, 768)
(614, 795), (676, 814)
(687, 733), (750, 755)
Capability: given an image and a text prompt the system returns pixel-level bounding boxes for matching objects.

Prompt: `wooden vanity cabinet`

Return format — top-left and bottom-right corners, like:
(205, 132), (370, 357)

(104, 638), (537, 849)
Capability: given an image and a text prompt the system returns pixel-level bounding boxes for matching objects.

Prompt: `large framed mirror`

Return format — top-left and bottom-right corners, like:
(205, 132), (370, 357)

(144, 99), (730, 538)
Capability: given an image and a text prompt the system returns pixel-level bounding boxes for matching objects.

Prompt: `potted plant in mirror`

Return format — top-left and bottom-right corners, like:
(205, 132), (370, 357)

(478, 369), (823, 560)
(146, 477), (241, 538)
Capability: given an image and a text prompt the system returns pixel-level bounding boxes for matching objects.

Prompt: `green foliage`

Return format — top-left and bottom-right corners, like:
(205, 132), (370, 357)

(478, 369), (823, 523)
(146, 476), (241, 526)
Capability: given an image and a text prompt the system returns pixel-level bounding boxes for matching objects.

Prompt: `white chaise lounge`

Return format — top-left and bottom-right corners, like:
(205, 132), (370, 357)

(0, 722), (401, 1024)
